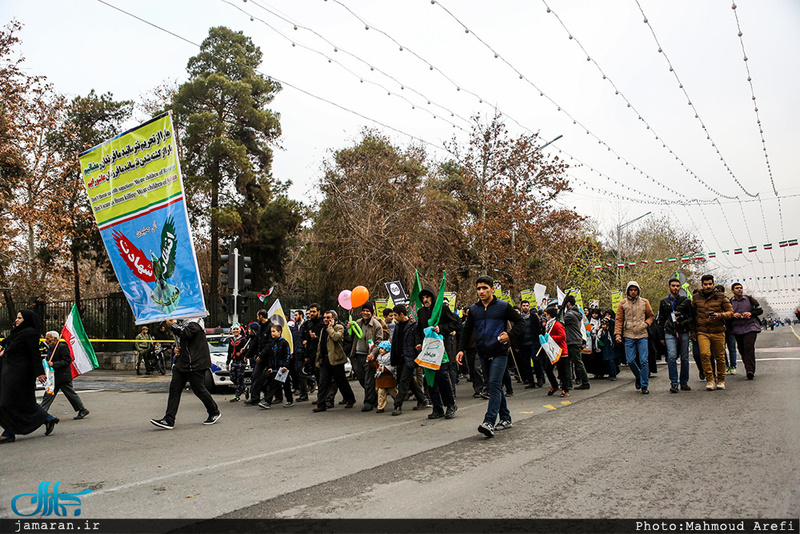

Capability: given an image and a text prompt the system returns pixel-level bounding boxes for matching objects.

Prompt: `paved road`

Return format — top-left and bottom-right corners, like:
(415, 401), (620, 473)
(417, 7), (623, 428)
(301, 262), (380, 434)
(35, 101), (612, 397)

(2, 326), (798, 521)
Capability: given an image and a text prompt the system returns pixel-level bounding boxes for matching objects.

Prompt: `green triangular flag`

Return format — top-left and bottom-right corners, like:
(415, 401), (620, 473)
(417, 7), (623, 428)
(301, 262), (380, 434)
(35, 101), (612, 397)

(428, 271), (446, 327)
(409, 270), (423, 322)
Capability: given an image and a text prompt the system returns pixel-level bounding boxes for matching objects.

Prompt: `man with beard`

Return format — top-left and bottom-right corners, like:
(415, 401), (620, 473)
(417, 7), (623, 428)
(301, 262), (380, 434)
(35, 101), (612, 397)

(415, 286), (459, 420)
(691, 275), (734, 391)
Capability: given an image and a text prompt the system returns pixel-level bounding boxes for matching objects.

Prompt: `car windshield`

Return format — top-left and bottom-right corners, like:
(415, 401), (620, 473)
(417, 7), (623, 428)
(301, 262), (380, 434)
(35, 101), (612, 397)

(207, 336), (230, 354)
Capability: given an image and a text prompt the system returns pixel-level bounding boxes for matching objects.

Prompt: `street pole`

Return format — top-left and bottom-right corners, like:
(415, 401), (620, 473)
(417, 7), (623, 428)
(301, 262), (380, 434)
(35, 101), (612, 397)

(232, 247), (239, 326)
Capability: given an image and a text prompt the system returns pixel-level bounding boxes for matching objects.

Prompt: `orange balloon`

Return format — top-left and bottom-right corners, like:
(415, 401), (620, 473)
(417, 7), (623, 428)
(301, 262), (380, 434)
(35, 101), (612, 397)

(351, 286), (370, 308)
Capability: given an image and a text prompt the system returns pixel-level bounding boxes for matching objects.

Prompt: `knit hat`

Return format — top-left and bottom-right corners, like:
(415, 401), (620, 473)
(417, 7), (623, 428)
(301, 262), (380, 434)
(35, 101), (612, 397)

(361, 301), (374, 313)
(378, 341), (391, 352)
(248, 321), (260, 334)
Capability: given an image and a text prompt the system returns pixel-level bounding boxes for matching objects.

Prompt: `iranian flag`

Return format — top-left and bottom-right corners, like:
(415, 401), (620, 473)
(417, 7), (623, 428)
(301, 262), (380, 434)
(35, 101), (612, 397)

(60, 304), (99, 379)
(789, 239), (798, 246)
(655, 259), (664, 265)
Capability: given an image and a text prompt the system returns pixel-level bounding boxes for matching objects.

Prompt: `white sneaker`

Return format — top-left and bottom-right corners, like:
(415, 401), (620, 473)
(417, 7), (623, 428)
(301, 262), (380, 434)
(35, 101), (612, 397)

(729, 368), (738, 375)
(705, 381), (716, 391)
(495, 420), (513, 431)
(478, 421), (495, 438)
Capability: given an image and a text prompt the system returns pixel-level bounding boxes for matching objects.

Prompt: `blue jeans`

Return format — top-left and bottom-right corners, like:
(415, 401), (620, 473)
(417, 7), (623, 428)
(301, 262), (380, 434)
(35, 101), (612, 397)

(480, 354), (511, 425)
(664, 331), (690, 386)
(725, 331), (737, 369)
(624, 337), (649, 389)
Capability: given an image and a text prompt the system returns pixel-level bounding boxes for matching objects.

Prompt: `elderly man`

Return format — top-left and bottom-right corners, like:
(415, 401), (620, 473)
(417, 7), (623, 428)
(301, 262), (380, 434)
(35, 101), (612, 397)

(40, 331), (89, 420)
(350, 302), (384, 412)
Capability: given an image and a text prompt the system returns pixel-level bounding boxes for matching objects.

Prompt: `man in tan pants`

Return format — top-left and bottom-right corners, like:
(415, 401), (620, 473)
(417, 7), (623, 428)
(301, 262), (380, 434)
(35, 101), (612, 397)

(691, 275), (734, 390)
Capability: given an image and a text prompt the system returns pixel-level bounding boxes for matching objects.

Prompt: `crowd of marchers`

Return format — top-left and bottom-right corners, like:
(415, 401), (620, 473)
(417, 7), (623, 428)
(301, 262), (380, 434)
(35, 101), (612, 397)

(0, 273), (770, 444)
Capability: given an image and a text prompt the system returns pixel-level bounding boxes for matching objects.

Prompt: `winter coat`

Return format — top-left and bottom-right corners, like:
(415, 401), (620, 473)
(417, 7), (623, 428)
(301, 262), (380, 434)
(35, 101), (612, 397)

(300, 317), (324, 359)
(390, 319), (418, 368)
(170, 320), (211, 372)
(415, 302), (460, 347)
(545, 319), (568, 356)
(316, 323), (348, 367)
(657, 294), (694, 339)
(227, 335), (248, 366)
(458, 296), (524, 357)
(615, 281), (655, 340)
(263, 337), (291, 370)
(564, 306), (586, 347)
(729, 295), (762, 335)
(691, 290), (734, 334)
(47, 343), (74, 385)
(350, 316), (384, 358)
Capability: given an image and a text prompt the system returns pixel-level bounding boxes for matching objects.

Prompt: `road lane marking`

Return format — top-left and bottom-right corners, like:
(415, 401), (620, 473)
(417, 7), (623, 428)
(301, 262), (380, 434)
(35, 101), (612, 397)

(544, 404), (557, 410)
(790, 325), (800, 342)
(561, 401), (571, 405)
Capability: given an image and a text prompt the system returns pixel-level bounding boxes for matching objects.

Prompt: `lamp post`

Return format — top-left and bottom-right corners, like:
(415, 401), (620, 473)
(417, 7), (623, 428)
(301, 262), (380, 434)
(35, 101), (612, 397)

(616, 211), (652, 288)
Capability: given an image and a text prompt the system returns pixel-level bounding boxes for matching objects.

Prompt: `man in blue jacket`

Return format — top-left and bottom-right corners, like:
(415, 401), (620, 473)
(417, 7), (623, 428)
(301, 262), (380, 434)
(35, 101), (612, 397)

(456, 276), (524, 438)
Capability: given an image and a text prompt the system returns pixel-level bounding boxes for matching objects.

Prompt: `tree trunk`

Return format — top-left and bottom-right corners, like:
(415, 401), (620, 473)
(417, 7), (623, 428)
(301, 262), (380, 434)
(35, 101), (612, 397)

(72, 243), (82, 304)
(209, 166), (220, 325)
(0, 262), (15, 324)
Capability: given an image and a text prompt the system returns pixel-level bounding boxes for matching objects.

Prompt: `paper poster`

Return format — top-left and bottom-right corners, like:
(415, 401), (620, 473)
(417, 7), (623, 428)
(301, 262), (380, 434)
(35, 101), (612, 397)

(79, 112), (206, 324)
(611, 290), (624, 311)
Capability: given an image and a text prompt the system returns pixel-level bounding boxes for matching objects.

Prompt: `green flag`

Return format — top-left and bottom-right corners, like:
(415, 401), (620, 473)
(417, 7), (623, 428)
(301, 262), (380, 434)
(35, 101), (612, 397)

(409, 270), (423, 321)
(428, 271), (446, 327)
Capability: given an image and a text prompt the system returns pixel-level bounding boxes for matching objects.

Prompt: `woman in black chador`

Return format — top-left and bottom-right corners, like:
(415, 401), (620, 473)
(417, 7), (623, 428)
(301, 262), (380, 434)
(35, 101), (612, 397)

(0, 309), (59, 444)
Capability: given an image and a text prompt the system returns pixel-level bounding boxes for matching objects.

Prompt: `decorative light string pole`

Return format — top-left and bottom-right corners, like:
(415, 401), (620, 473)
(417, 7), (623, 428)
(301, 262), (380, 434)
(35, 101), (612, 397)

(616, 211), (651, 289)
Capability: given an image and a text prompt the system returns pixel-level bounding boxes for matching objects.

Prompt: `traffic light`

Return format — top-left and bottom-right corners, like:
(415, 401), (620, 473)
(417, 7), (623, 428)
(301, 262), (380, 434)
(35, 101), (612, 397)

(220, 254), (234, 289)
(238, 255), (252, 289)
(221, 294), (235, 314)
(237, 295), (249, 315)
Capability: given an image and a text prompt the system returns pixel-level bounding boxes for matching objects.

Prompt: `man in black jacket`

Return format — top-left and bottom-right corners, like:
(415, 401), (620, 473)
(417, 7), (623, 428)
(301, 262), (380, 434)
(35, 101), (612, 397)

(390, 304), (427, 415)
(657, 278), (694, 393)
(564, 296), (591, 390)
(244, 309), (276, 406)
(151, 318), (220, 429)
(40, 331), (89, 419)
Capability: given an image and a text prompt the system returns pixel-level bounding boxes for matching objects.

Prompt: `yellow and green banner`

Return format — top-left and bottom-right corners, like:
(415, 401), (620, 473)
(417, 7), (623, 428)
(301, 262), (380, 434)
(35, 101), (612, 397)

(79, 112), (206, 324)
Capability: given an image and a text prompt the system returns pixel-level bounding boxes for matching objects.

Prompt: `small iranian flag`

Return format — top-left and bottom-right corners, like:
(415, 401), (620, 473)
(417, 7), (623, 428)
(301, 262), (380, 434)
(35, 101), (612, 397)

(655, 259), (663, 265)
(667, 257), (677, 263)
(628, 261), (636, 267)
(641, 260), (649, 265)
(748, 246), (757, 253)
(734, 248), (743, 255)
(779, 241), (788, 248)
(695, 253), (704, 259)
(789, 239), (798, 246)
(722, 250), (730, 255)
(594, 264), (602, 271)
(764, 243), (772, 250)
(708, 252), (716, 258)
(616, 263), (625, 269)
(681, 256), (690, 262)
(60, 304), (98, 379)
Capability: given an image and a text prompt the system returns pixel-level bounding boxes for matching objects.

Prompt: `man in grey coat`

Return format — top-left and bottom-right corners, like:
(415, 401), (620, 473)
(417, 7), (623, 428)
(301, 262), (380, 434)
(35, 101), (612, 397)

(564, 295), (591, 390)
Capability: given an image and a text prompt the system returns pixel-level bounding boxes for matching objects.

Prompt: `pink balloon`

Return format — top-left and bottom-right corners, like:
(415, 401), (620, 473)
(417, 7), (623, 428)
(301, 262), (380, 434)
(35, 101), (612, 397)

(338, 289), (352, 310)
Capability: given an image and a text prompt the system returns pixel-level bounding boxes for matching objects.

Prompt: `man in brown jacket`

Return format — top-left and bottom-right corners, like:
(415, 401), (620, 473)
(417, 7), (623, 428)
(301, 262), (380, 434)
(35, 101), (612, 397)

(313, 311), (356, 412)
(615, 281), (655, 394)
(692, 275), (734, 391)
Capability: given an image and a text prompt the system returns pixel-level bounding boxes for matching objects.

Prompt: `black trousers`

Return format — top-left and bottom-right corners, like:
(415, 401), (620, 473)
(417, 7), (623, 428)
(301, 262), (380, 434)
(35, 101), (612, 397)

(164, 369), (218, 425)
(316, 363), (355, 406)
(394, 363), (425, 409)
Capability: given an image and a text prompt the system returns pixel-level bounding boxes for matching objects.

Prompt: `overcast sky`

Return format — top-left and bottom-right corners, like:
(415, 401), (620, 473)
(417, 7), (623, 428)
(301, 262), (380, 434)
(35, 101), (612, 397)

(3, 0), (799, 312)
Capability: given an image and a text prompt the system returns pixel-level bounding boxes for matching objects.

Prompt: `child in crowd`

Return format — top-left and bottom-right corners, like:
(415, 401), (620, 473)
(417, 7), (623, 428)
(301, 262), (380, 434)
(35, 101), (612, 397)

(372, 341), (397, 413)
(260, 324), (293, 409)
(226, 324), (248, 402)
(543, 306), (570, 397)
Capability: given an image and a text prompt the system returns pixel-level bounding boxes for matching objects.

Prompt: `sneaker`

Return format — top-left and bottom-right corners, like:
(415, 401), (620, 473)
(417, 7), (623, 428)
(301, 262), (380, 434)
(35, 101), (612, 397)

(609, 376), (617, 381)
(506, 391), (514, 397)
(706, 381), (716, 391)
(560, 390), (569, 397)
(244, 388), (250, 400)
(670, 385), (679, 393)
(547, 387), (558, 396)
(203, 413), (221, 425)
(150, 418), (173, 430)
(229, 396), (240, 403)
(412, 402), (427, 411)
(576, 383), (590, 390)
(428, 411), (445, 420)
(258, 401), (271, 409)
(283, 401), (294, 407)
(74, 409), (90, 420)
(391, 407), (402, 416)
(297, 395), (309, 402)
(641, 387), (649, 395)
(726, 366), (732, 374)
(478, 421), (495, 438)
(715, 381), (726, 390)
(680, 383), (692, 391)
(747, 372), (754, 380)
(325, 402), (335, 409)
(444, 405), (458, 419)
(495, 419), (512, 431)
(730, 368), (738, 375)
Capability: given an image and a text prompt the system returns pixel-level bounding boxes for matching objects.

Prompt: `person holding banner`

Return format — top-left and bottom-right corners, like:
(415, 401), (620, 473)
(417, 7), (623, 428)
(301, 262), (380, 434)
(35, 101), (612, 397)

(415, 286), (459, 420)
(456, 276), (524, 438)
(150, 319), (220, 430)
(542, 306), (570, 396)
(0, 310), (59, 444)
(40, 332), (90, 419)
